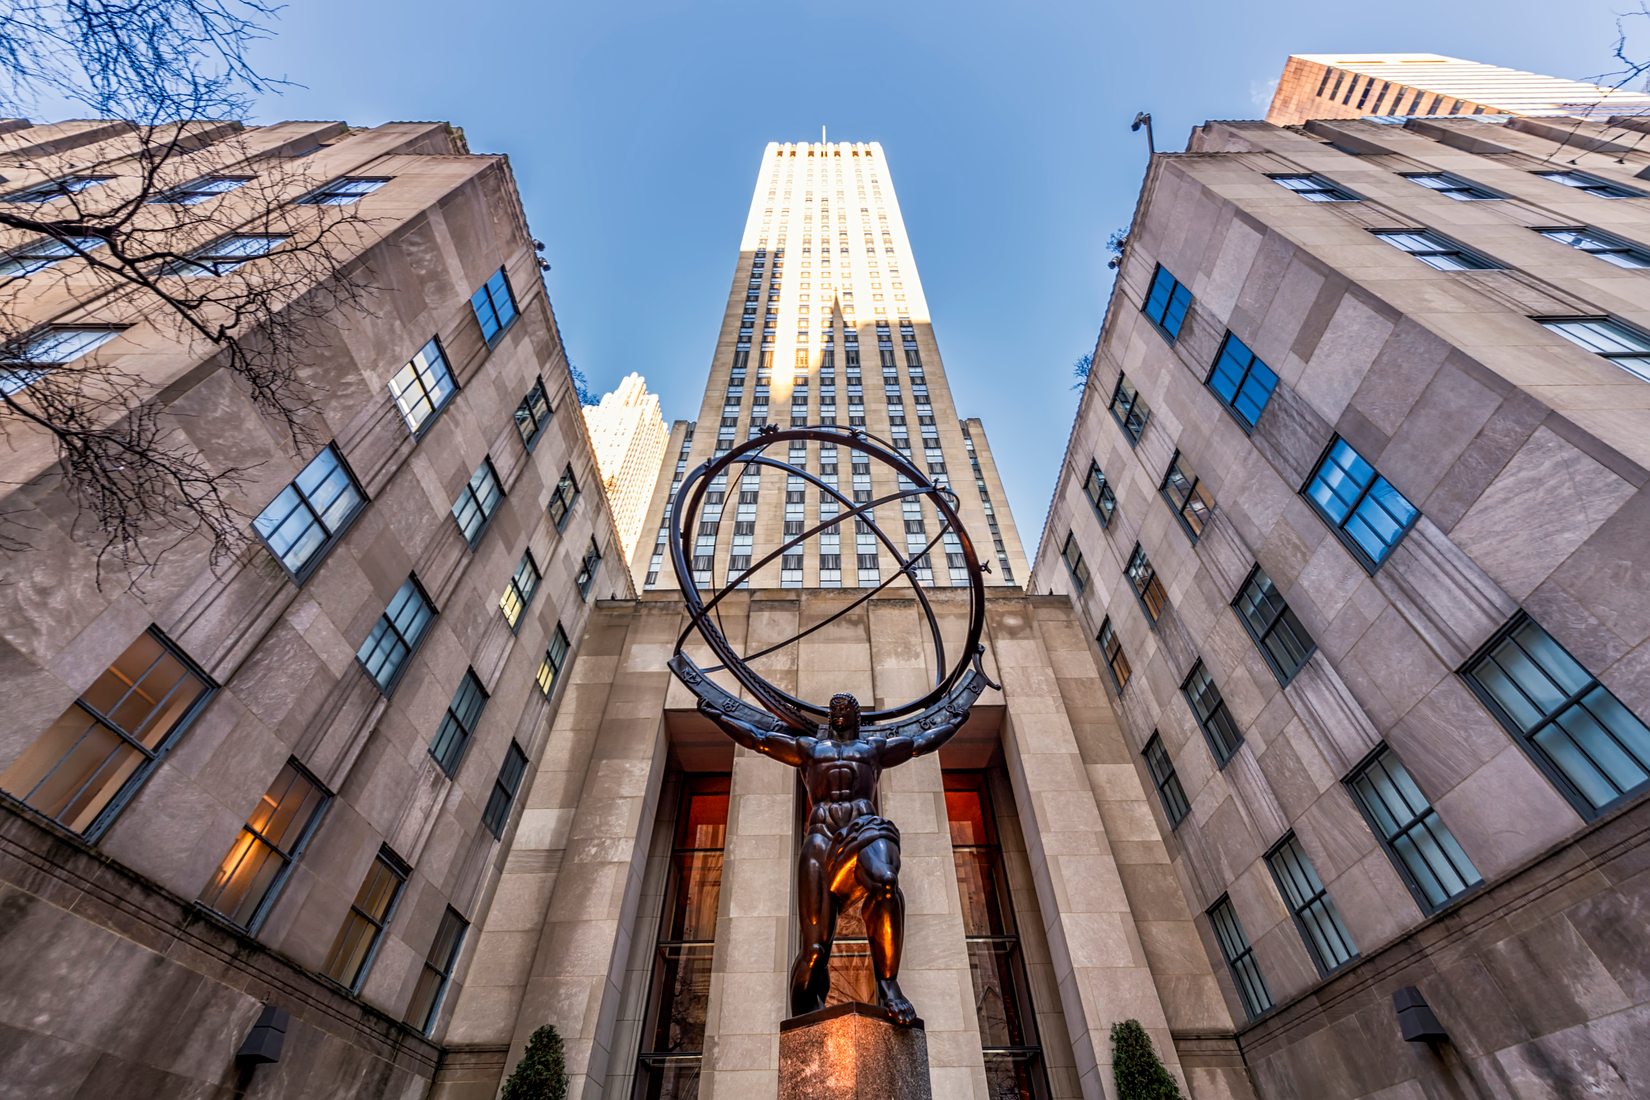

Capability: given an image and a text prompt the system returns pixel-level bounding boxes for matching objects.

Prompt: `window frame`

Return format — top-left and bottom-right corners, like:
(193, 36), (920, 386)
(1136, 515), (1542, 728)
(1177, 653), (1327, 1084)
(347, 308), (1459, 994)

(406, 905), (468, 1035)
(1533, 169), (1646, 199)
(1160, 450), (1215, 543)
(1060, 531), (1089, 593)
(1182, 660), (1243, 767)
(252, 443), (367, 583)
(1400, 172), (1500, 201)
(1538, 316), (1650, 382)
(160, 233), (287, 276)
(451, 457), (505, 548)
(470, 267), (519, 345)
(1207, 895), (1272, 1020)
(1142, 733), (1189, 828)
(1108, 373), (1150, 445)
(514, 376), (553, 449)
(0, 234), (105, 277)
(483, 740), (529, 839)
(196, 758), (330, 932)
(575, 538), (602, 600)
(547, 465), (580, 530)
(149, 175), (252, 205)
(1371, 229), (1498, 271)
(1345, 745), (1483, 914)
(1205, 332), (1278, 432)
(500, 551), (541, 634)
(390, 336), (458, 435)
(2, 325), (124, 395)
(1141, 264), (1192, 342)
(1232, 565), (1316, 686)
(294, 177), (389, 206)
(1302, 437), (1418, 573)
(356, 576), (437, 694)
(322, 846), (410, 993)
(1268, 173), (1359, 202)
(1535, 226), (1650, 269)
(1124, 542), (1168, 624)
(1263, 832), (1358, 976)
(1097, 617), (1131, 694)
(430, 669), (488, 776)
(1084, 461), (1116, 526)
(4, 175), (111, 202)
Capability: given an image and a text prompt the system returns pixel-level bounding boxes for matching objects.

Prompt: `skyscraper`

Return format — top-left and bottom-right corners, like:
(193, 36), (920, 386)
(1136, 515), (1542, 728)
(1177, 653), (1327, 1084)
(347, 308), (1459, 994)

(629, 141), (1028, 593)
(1266, 52), (1650, 126)
(584, 372), (668, 563)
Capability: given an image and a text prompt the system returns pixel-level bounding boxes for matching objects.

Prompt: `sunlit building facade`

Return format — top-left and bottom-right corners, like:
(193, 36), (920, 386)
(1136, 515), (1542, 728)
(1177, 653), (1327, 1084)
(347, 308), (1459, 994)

(584, 371), (668, 564)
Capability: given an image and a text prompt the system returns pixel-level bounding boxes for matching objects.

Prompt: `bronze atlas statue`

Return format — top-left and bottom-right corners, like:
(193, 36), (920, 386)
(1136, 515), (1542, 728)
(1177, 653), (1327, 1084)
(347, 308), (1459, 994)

(665, 424), (996, 1028)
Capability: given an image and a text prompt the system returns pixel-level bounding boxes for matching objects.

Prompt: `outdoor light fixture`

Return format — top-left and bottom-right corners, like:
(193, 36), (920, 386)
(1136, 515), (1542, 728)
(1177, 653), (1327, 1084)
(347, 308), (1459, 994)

(236, 1004), (290, 1065)
(1392, 986), (1447, 1044)
(1130, 112), (1155, 156)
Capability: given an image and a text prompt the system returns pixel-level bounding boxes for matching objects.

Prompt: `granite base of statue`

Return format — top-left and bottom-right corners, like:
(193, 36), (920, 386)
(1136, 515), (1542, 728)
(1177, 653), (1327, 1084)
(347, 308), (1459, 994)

(779, 1003), (932, 1100)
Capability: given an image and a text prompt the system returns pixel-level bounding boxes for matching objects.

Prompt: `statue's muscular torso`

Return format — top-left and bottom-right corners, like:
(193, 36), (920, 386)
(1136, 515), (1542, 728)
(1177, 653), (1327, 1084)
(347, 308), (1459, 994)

(799, 736), (884, 834)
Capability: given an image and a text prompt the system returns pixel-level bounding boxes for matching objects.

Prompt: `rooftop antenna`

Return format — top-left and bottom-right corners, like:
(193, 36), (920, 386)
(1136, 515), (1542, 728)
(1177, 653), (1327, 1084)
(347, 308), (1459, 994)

(822, 124), (827, 145)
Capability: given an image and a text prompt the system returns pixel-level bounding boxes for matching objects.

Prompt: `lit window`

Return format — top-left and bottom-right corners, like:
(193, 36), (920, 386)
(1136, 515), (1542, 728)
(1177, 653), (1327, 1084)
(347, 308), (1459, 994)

(1347, 747), (1481, 911)
(389, 337), (457, 433)
(253, 444), (365, 580)
(451, 459), (504, 547)
(161, 234), (285, 276)
(430, 670), (488, 776)
(0, 235), (103, 277)
(1265, 834), (1358, 974)
(1464, 615), (1650, 818)
(1060, 531), (1089, 592)
(537, 623), (571, 696)
(296, 177), (388, 205)
(470, 268), (518, 344)
(1208, 896), (1271, 1019)
(1537, 227), (1650, 269)
(357, 577), (435, 692)
(1207, 333), (1278, 430)
(1109, 373), (1150, 444)
(1269, 173), (1357, 202)
(322, 847), (408, 991)
(483, 741), (529, 839)
(1125, 543), (1167, 623)
(1097, 617), (1130, 692)
(1083, 461), (1116, 526)
(150, 176), (250, 204)
(1142, 734), (1188, 827)
(575, 538), (602, 599)
(1160, 451), (1215, 542)
(1401, 173), (1498, 200)
(4, 175), (110, 201)
(499, 552), (541, 632)
(1373, 229), (1496, 271)
(2, 326), (120, 395)
(1541, 317), (1650, 382)
(1233, 566), (1315, 685)
(1534, 170), (1644, 198)
(514, 377), (553, 448)
(1183, 661), (1242, 765)
(547, 465), (579, 529)
(1304, 438), (1417, 570)
(198, 760), (328, 929)
(0, 628), (212, 837)
(1142, 264), (1192, 340)
(406, 906), (468, 1034)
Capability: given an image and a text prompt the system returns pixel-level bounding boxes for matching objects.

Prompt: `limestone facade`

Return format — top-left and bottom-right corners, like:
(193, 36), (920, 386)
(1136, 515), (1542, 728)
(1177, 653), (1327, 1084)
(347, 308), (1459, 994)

(583, 372), (668, 566)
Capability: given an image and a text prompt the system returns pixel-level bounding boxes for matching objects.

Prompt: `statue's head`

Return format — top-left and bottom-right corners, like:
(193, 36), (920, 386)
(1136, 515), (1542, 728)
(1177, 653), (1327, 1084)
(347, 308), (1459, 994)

(827, 693), (861, 739)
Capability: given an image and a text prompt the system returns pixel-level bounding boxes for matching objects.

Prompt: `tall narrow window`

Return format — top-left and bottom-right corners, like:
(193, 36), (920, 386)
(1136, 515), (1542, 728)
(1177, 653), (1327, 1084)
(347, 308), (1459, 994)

(1463, 615), (1650, 818)
(470, 267), (519, 344)
(576, 539), (601, 599)
(0, 628), (213, 837)
(1347, 747), (1482, 912)
(1304, 438), (1417, 570)
(197, 759), (328, 929)
(1372, 229), (1497, 271)
(635, 775), (729, 1098)
(406, 906), (468, 1035)
(499, 552), (541, 632)
(254, 444), (365, 580)
(1265, 834), (1357, 975)
(1538, 227), (1650, 269)
(1108, 373), (1150, 443)
(1083, 460), (1116, 526)
(514, 376), (552, 448)
(1060, 531), (1089, 593)
(322, 847), (408, 992)
(1541, 318), (1650, 382)
(1098, 617), (1131, 692)
(1207, 332), (1278, 430)
(1160, 451), (1215, 541)
(1269, 173), (1357, 202)
(945, 772), (1051, 1099)
(1125, 543), (1168, 623)
(1183, 661), (1243, 766)
(1233, 566), (1315, 685)
(1143, 733), (1189, 827)
(451, 458), (504, 547)
(1207, 896), (1272, 1019)
(0, 235), (104, 276)
(296, 177), (388, 205)
(357, 577), (435, 692)
(1142, 264), (1192, 340)
(430, 670), (488, 776)
(547, 465), (579, 529)
(161, 233), (286, 275)
(389, 338), (456, 433)
(537, 623), (571, 696)
(482, 741), (529, 839)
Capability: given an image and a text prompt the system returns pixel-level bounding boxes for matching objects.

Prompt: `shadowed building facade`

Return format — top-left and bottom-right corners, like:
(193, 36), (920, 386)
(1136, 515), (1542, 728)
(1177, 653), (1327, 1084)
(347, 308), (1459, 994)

(1034, 112), (1650, 1097)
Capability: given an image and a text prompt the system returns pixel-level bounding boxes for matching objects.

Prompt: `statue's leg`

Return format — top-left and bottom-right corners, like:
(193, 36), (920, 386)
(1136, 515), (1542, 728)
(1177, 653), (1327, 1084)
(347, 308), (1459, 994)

(789, 835), (833, 1017)
(858, 838), (916, 1025)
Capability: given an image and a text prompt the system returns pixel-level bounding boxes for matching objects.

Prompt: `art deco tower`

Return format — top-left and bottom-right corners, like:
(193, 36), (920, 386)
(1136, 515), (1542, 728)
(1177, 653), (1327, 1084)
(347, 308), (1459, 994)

(630, 141), (1028, 593)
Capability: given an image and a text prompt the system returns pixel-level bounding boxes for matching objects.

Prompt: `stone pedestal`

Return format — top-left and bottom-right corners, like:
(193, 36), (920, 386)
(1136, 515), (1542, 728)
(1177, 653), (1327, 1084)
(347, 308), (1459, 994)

(778, 1003), (931, 1100)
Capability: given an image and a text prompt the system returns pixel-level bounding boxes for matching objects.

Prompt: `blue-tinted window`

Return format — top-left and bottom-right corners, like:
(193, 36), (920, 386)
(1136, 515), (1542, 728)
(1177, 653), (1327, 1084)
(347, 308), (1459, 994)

(1534, 170), (1644, 198)
(357, 578), (435, 692)
(390, 338), (457, 433)
(1373, 230), (1497, 271)
(1304, 439), (1417, 570)
(471, 268), (519, 344)
(1539, 228), (1650, 269)
(1207, 334), (1278, 429)
(1142, 265), (1191, 341)
(0, 235), (104, 277)
(1270, 174), (1357, 202)
(451, 459), (504, 547)
(1542, 318), (1650, 383)
(5, 176), (109, 201)
(254, 444), (365, 580)
(296, 177), (388, 205)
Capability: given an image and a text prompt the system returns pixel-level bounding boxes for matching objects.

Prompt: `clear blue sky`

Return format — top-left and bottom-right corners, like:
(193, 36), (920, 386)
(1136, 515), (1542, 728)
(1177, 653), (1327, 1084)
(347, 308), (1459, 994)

(244, 0), (1635, 548)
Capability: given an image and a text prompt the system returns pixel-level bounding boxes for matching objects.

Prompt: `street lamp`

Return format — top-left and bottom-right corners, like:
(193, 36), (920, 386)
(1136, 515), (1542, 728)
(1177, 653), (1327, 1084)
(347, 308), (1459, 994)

(1131, 112), (1154, 156)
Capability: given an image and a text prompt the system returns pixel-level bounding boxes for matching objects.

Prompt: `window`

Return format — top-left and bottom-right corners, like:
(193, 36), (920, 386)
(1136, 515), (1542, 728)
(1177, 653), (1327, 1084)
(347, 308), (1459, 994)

(357, 577), (435, 692)
(406, 906), (467, 1035)
(1541, 318), (1650, 382)
(1270, 173), (1357, 202)
(1534, 170), (1644, 198)
(0, 628), (212, 837)
(431, 670), (488, 775)
(1372, 230), (1496, 271)
(5, 176), (109, 201)
(451, 459), (504, 547)
(1142, 264), (1192, 341)
(1108, 373), (1150, 444)
(1304, 438), (1417, 570)
(483, 741), (529, 838)
(499, 552), (541, 632)
(322, 847), (408, 992)
(1083, 461), (1116, 526)
(575, 538), (601, 599)
(2, 326), (121, 395)
(389, 338), (457, 433)
(0, 235), (103, 277)
(1125, 543), (1167, 623)
(1233, 567), (1315, 685)
(1537, 227), (1650, 269)
(150, 175), (249, 204)
(254, 444), (365, 580)
(1142, 734), (1188, 827)
(1160, 451), (1215, 542)
(1402, 173), (1498, 200)
(1347, 747), (1482, 911)
(537, 623), (571, 696)
(1060, 531), (1089, 592)
(514, 377), (552, 448)
(547, 465), (579, 529)
(296, 177), (388, 205)
(470, 267), (518, 344)
(197, 760), (328, 929)
(1098, 617), (1131, 692)
(1207, 333), (1278, 430)
(1208, 896), (1272, 1019)
(1265, 834), (1357, 975)
(1464, 615), (1650, 818)
(161, 233), (285, 276)
(1183, 661), (1243, 765)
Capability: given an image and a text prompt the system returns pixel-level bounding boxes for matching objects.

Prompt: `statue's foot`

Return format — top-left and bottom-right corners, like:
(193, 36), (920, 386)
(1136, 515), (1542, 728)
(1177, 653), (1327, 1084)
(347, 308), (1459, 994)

(876, 978), (918, 1026)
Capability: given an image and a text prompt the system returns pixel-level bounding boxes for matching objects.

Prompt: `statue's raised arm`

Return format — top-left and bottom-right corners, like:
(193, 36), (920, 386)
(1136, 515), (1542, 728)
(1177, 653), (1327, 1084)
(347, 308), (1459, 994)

(874, 706), (967, 769)
(698, 697), (810, 767)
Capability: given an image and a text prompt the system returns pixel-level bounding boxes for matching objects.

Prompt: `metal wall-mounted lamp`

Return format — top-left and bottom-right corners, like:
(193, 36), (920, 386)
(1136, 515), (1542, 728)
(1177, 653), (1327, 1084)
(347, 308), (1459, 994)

(236, 1004), (290, 1065)
(1392, 986), (1447, 1044)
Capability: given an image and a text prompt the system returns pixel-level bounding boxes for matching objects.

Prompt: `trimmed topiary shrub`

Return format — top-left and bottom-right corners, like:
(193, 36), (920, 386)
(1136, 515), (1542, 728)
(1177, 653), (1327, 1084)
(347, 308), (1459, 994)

(501, 1024), (568, 1100)
(1111, 1018), (1184, 1100)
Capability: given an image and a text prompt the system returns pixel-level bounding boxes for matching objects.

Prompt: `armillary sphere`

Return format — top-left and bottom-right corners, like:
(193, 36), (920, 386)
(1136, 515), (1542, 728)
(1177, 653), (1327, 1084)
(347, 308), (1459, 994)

(667, 424), (996, 735)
